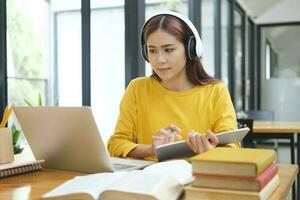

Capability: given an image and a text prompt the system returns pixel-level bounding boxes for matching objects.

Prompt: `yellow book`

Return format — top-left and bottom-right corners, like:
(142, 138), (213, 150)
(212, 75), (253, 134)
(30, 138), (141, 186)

(191, 147), (275, 177)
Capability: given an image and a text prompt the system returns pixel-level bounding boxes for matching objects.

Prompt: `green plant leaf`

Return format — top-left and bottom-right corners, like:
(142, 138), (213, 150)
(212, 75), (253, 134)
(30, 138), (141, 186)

(14, 144), (24, 154)
(38, 92), (43, 106)
(24, 98), (32, 106)
(55, 98), (59, 106)
(12, 126), (21, 145)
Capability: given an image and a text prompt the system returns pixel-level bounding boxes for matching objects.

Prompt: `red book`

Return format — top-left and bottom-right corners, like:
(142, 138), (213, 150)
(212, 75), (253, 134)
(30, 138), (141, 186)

(192, 163), (278, 191)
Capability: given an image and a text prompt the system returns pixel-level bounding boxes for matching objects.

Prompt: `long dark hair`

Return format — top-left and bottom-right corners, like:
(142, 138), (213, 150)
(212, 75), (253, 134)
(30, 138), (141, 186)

(143, 15), (218, 85)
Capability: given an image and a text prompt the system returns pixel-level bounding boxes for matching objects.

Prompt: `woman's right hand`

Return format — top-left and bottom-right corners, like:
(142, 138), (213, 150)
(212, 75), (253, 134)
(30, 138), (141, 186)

(152, 124), (182, 151)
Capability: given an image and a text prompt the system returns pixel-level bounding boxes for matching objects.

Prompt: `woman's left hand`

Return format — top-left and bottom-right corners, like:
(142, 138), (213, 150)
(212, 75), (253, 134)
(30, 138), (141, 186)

(186, 130), (219, 154)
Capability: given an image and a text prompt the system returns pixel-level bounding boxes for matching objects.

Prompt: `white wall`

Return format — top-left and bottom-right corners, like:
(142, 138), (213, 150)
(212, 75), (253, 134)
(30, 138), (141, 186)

(261, 79), (300, 121)
(260, 29), (300, 121)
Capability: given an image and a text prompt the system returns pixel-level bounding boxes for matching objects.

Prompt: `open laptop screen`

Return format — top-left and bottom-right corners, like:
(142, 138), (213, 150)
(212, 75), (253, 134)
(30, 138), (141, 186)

(13, 106), (114, 173)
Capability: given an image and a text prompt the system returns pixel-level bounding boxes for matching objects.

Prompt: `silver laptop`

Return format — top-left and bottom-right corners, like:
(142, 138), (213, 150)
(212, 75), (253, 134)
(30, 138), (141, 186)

(13, 106), (154, 173)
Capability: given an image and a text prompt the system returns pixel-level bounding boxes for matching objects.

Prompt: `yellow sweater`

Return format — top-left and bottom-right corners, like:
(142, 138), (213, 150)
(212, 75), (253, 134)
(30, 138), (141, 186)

(108, 77), (238, 157)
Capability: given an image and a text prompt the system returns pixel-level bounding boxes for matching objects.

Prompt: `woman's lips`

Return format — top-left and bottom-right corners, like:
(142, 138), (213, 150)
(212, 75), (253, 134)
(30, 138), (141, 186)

(156, 67), (171, 73)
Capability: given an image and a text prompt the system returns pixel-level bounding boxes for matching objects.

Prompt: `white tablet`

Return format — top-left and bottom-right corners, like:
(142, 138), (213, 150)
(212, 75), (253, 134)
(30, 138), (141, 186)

(155, 127), (250, 161)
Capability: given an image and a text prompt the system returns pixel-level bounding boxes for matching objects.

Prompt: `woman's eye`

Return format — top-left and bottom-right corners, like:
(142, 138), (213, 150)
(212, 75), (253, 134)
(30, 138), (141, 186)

(165, 48), (173, 53)
(148, 49), (156, 54)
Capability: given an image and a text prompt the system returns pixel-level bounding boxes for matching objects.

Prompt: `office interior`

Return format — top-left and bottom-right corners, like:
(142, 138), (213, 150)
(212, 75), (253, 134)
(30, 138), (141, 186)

(0, 0), (300, 159)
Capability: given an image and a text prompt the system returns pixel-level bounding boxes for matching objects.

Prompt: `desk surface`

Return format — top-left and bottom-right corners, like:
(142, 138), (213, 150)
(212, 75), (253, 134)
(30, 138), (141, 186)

(0, 164), (297, 200)
(253, 121), (300, 133)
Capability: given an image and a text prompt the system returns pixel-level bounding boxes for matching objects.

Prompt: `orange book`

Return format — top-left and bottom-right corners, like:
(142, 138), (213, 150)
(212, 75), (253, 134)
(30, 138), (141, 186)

(191, 147), (275, 177)
(192, 163), (278, 191)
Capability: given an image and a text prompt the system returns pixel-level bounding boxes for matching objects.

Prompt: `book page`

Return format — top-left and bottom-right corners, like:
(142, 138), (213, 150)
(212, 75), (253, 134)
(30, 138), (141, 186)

(104, 170), (182, 200)
(43, 172), (127, 199)
(142, 160), (194, 185)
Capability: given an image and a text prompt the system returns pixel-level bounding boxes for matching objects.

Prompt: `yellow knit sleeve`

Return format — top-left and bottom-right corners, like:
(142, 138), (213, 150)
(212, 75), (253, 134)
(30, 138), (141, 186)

(107, 80), (139, 157)
(212, 83), (239, 148)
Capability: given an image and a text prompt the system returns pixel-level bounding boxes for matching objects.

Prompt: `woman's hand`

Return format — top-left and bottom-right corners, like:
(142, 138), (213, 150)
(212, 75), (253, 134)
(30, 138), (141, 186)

(152, 124), (182, 150)
(186, 130), (219, 154)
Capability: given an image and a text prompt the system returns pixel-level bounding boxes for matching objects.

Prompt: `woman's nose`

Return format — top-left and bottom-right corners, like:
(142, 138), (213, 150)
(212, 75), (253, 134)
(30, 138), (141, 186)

(157, 51), (167, 63)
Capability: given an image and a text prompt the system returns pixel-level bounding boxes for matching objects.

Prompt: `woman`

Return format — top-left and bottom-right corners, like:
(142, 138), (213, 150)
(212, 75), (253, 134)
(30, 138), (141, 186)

(108, 11), (238, 159)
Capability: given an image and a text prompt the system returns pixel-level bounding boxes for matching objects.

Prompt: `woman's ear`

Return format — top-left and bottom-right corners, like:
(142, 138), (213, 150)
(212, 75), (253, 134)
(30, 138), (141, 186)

(142, 43), (149, 62)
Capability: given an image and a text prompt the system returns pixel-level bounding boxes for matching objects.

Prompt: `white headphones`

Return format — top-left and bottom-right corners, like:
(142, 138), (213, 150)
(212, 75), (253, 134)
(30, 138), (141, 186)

(140, 11), (203, 62)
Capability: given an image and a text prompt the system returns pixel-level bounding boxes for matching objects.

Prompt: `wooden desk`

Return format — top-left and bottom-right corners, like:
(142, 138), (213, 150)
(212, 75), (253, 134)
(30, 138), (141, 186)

(253, 121), (300, 133)
(0, 169), (85, 199)
(253, 121), (300, 200)
(269, 164), (298, 200)
(0, 164), (297, 200)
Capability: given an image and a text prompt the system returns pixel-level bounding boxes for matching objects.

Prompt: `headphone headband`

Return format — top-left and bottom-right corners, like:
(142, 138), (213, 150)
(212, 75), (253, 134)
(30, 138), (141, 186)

(140, 11), (203, 61)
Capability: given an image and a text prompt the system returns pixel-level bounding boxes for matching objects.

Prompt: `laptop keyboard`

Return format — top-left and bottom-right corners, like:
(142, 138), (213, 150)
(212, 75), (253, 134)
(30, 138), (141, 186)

(112, 163), (135, 171)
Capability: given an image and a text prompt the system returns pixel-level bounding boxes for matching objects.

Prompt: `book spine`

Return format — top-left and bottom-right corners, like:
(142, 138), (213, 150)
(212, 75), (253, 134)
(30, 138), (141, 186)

(256, 163), (278, 190)
(184, 175), (279, 200)
(256, 153), (275, 175)
(0, 163), (42, 178)
(193, 173), (257, 179)
(258, 175), (280, 200)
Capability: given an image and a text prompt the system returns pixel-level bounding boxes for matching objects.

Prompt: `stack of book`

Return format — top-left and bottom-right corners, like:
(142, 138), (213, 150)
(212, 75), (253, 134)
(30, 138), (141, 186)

(185, 147), (279, 200)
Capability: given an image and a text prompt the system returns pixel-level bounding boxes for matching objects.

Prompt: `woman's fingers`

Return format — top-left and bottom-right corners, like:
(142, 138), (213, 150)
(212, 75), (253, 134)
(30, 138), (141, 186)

(187, 130), (218, 153)
(158, 125), (182, 141)
(188, 131), (198, 153)
(166, 124), (182, 133)
(153, 126), (182, 148)
(196, 134), (206, 153)
(207, 129), (219, 146)
(201, 134), (212, 151)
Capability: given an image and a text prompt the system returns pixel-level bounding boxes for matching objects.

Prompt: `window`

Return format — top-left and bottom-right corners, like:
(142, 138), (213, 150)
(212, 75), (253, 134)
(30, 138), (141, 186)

(221, 0), (230, 85)
(52, 0), (82, 106)
(260, 24), (300, 120)
(201, 0), (215, 77)
(91, 1), (125, 143)
(233, 6), (244, 111)
(7, 0), (51, 106)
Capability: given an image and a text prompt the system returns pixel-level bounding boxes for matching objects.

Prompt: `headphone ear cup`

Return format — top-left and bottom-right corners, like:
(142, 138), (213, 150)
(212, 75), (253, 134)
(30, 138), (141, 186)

(186, 35), (197, 60)
(142, 43), (149, 62)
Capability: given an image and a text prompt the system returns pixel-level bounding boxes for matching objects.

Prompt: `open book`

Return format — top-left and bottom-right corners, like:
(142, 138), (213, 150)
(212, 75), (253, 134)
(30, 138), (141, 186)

(42, 160), (194, 200)
(156, 127), (250, 161)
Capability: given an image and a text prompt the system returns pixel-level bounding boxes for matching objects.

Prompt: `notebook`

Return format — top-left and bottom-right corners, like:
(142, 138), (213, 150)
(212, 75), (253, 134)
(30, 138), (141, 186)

(156, 127), (250, 161)
(0, 160), (44, 178)
(13, 107), (154, 173)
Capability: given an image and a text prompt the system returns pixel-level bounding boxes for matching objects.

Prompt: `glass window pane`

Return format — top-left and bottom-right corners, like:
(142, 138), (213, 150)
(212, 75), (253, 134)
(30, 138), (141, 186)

(261, 25), (300, 121)
(7, 0), (51, 154)
(6, 0), (83, 155)
(221, 0), (229, 85)
(56, 12), (82, 106)
(201, 0), (215, 76)
(234, 9), (243, 111)
(7, 0), (50, 106)
(145, 0), (188, 76)
(53, 1), (82, 106)
(91, 1), (125, 143)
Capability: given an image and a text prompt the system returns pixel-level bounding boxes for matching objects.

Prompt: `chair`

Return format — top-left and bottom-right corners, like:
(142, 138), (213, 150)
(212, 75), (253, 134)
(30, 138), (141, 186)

(245, 110), (274, 121)
(237, 118), (254, 148)
(239, 110), (277, 149)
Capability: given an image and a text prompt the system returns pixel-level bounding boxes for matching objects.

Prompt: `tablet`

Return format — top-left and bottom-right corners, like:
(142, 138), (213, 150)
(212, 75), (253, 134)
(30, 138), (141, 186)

(155, 127), (250, 161)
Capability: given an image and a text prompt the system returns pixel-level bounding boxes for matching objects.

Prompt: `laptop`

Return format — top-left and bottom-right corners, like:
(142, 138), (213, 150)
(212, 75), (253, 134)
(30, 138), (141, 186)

(13, 106), (154, 173)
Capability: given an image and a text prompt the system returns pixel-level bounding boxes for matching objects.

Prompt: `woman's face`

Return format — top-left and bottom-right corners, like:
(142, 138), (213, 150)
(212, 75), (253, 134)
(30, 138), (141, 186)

(146, 29), (187, 83)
